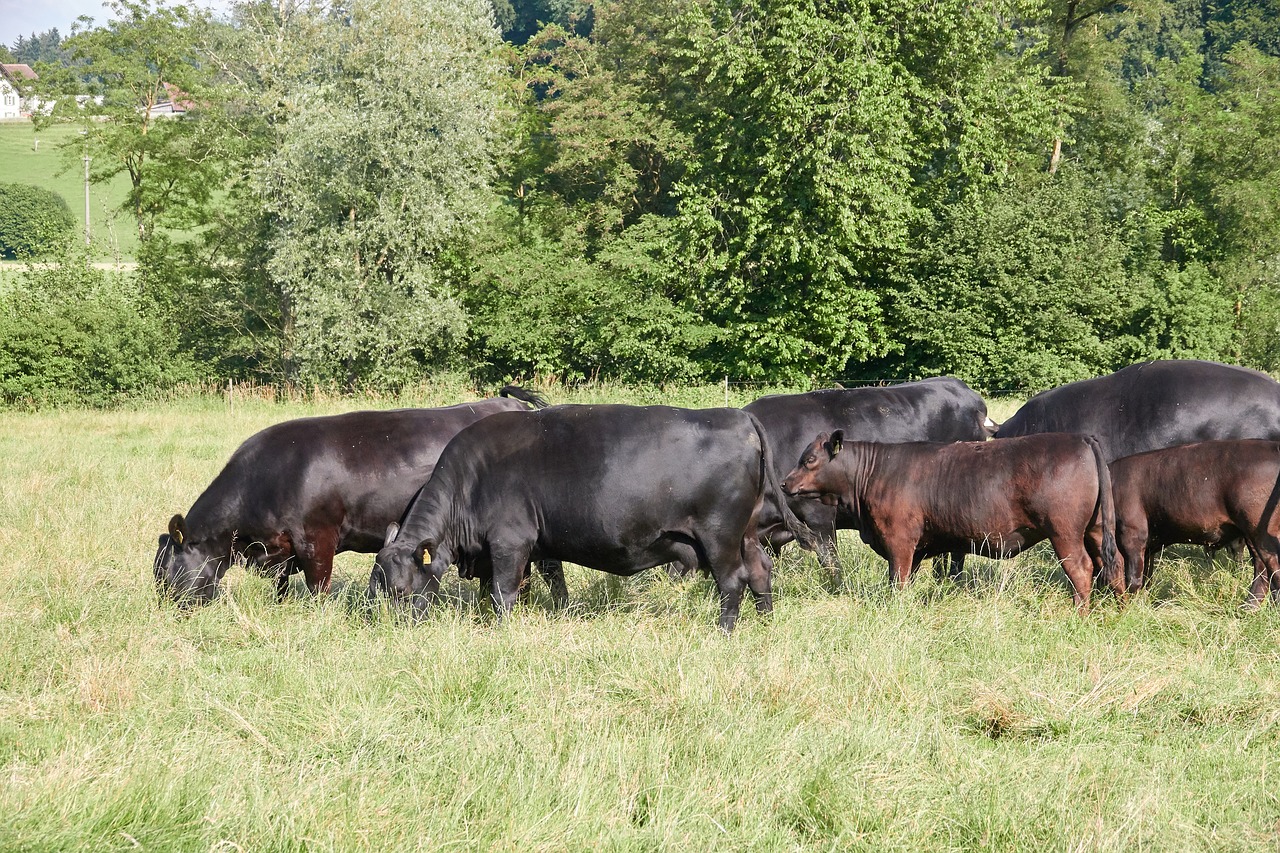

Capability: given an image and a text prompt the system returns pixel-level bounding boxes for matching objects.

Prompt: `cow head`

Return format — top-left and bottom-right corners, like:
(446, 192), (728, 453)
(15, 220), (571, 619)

(782, 430), (844, 501)
(369, 522), (444, 617)
(153, 513), (229, 607)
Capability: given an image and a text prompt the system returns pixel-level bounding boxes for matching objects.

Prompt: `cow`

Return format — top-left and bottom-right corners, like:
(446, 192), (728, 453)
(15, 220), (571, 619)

(1110, 439), (1280, 607)
(781, 431), (1120, 611)
(743, 377), (996, 581)
(153, 386), (567, 608)
(368, 405), (816, 632)
(995, 360), (1280, 462)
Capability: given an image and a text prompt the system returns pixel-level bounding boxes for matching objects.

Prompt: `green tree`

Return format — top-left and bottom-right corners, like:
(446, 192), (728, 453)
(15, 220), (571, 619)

(883, 170), (1225, 392)
(33, 0), (225, 241)
(245, 0), (505, 388)
(667, 0), (1055, 380)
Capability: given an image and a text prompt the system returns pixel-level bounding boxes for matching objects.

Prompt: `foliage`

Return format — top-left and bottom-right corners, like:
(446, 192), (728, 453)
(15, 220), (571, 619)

(490, 0), (591, 44)
(9, 29), (70, 65)
(883, 170), (1233, 392)
(32, 0), (226, 240)
(0, 247), (195, 405)
(465, 214), (715, 382)
(668, 0), (1051, 379)
(2, 0), (1278, 397)
(239, 0), (503, 389)
(0, 182), (75, 259)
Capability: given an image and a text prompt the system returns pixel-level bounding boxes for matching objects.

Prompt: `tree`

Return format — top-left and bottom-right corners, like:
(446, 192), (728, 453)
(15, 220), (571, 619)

(666, 0), (1055, 380)
(33, 1), (225, 241)
(244, 0), (505, 388)
(10, 29), (69, 65)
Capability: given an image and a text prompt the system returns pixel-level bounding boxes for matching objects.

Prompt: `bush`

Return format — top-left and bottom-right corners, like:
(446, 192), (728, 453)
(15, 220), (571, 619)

(465, 227), (715, 383)
(0, 183), (76, 259)
(0, 247), (196, 406)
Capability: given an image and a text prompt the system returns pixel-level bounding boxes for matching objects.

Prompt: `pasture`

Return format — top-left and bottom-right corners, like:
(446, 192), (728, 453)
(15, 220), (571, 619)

(2, 383), (1279, 850)
(0, 120), (139, 261)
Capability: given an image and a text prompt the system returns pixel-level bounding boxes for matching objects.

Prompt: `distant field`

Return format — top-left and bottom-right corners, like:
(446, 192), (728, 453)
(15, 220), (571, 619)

(1, 384), (1279, 849)
(0, 120), (139, 261)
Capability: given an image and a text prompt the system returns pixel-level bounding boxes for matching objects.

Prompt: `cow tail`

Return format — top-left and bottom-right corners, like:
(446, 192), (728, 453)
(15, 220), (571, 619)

(1086, 434), (1119, 587)
(499, 385), (550, 409)
(747, 412), (818, 551)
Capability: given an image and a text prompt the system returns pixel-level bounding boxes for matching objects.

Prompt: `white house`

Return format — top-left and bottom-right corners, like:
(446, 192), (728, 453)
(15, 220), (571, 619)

(0, 64), (37, 119)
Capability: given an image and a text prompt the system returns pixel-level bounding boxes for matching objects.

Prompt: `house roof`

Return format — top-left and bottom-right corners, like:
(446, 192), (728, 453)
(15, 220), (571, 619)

(158, 81), (193, 112)
(1, 64), (38, 82)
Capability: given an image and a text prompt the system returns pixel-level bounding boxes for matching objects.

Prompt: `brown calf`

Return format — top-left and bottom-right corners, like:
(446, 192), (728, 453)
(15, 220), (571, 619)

(782, 432), (1120, 610)
(1111, 439), (1280, 607)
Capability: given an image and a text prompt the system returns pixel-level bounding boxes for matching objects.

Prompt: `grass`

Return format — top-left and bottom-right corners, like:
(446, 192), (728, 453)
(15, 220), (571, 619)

(2, 383), (1279, 849)
(0, 120), (140, 261)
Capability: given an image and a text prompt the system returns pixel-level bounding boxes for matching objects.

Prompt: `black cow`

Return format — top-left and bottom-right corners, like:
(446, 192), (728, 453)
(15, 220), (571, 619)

(1111, 439), (1280, 607)
(744, 377), (995, 580)
(996, 360), (1280, 462)
(368, 405), (815, 632)
(153, 386), (566, 607)
(781, 432), (1120, 611)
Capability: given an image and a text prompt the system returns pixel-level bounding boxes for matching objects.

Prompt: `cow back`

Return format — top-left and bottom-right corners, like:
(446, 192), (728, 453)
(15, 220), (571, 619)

(997, 360), (1280, 462)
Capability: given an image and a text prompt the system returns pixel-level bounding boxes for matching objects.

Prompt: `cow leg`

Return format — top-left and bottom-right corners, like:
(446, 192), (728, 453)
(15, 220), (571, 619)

(296, 530), (337, 596)
(1087, 526), (1125, 598)
(1242, 538), (1280, 610)
(1116, 520), (1149, 594)
(935, 550), (965, 582)
(815, 534), (844, 590)
(275, 570), (290, 602)
(884, 537), (918, 590)
(536, 559), (569, 610)
(743, 539), (773, 616)
(1052, 536), (1093, 614)
(488, 544), (531, 622)
(714, 568), (748, 634)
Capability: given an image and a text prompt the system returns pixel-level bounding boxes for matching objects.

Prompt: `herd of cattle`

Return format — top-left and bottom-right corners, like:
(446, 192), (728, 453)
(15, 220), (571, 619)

(152, 359), (1280, 631)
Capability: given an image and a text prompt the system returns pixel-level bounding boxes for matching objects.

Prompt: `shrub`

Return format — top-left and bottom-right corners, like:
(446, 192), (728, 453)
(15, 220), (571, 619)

(0, 247), (196, 406)
(0, 183), (76, 259)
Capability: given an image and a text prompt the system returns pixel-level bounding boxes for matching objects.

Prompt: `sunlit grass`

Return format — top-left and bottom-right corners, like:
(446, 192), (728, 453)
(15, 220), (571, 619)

(1, 383), (1278, 849)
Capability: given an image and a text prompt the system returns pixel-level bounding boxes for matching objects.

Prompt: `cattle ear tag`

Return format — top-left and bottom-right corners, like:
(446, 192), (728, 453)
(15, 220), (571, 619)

(829, 430), (844, 457)
(173, 529), (184, 545)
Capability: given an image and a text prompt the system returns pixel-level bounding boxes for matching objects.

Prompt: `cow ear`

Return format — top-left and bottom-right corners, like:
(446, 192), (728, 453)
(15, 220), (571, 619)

(168, 514), (187, 546)
(384, 522), (400, 547)
(828, 430), (844, 457)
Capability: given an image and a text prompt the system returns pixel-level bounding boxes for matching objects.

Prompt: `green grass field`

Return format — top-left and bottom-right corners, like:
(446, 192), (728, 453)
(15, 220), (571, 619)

(2, 383), (1279, 850)
(0, 120), (139, 261)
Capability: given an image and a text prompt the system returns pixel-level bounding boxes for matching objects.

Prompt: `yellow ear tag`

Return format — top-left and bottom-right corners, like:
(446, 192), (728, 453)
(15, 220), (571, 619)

(423, 549), (431, 564)
(173, 530), (184, 545)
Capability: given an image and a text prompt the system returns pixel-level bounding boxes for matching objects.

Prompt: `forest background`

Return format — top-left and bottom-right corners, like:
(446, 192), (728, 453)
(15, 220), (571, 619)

(1, 0), (1278, 404)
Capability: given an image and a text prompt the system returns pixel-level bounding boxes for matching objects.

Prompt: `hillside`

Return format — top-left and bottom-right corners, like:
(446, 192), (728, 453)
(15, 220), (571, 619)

(0, 120), (139, 260)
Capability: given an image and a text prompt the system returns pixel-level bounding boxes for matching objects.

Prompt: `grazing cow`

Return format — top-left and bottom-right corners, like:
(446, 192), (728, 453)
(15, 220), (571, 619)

(153, 386), (566, 607)
(368, 405), (816, 632)
(781, 432), (1120, 610)
(1111, 439), (1280, 607)
(744, 377), (995, 579)
(996, 360), (1280, 462)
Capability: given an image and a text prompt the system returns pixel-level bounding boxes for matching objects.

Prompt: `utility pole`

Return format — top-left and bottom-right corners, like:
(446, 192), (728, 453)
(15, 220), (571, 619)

(83, 152), (91, 246)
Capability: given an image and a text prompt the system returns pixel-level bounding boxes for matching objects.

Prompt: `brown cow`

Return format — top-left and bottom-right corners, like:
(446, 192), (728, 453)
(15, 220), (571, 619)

(1111, 439), (1280, 607)
(781, 432), (1120, 610)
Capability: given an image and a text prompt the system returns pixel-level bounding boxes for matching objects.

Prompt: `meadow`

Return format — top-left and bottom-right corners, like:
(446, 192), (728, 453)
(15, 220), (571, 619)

(0, 120), (139, 261)
(2, 382), (1279, 850)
